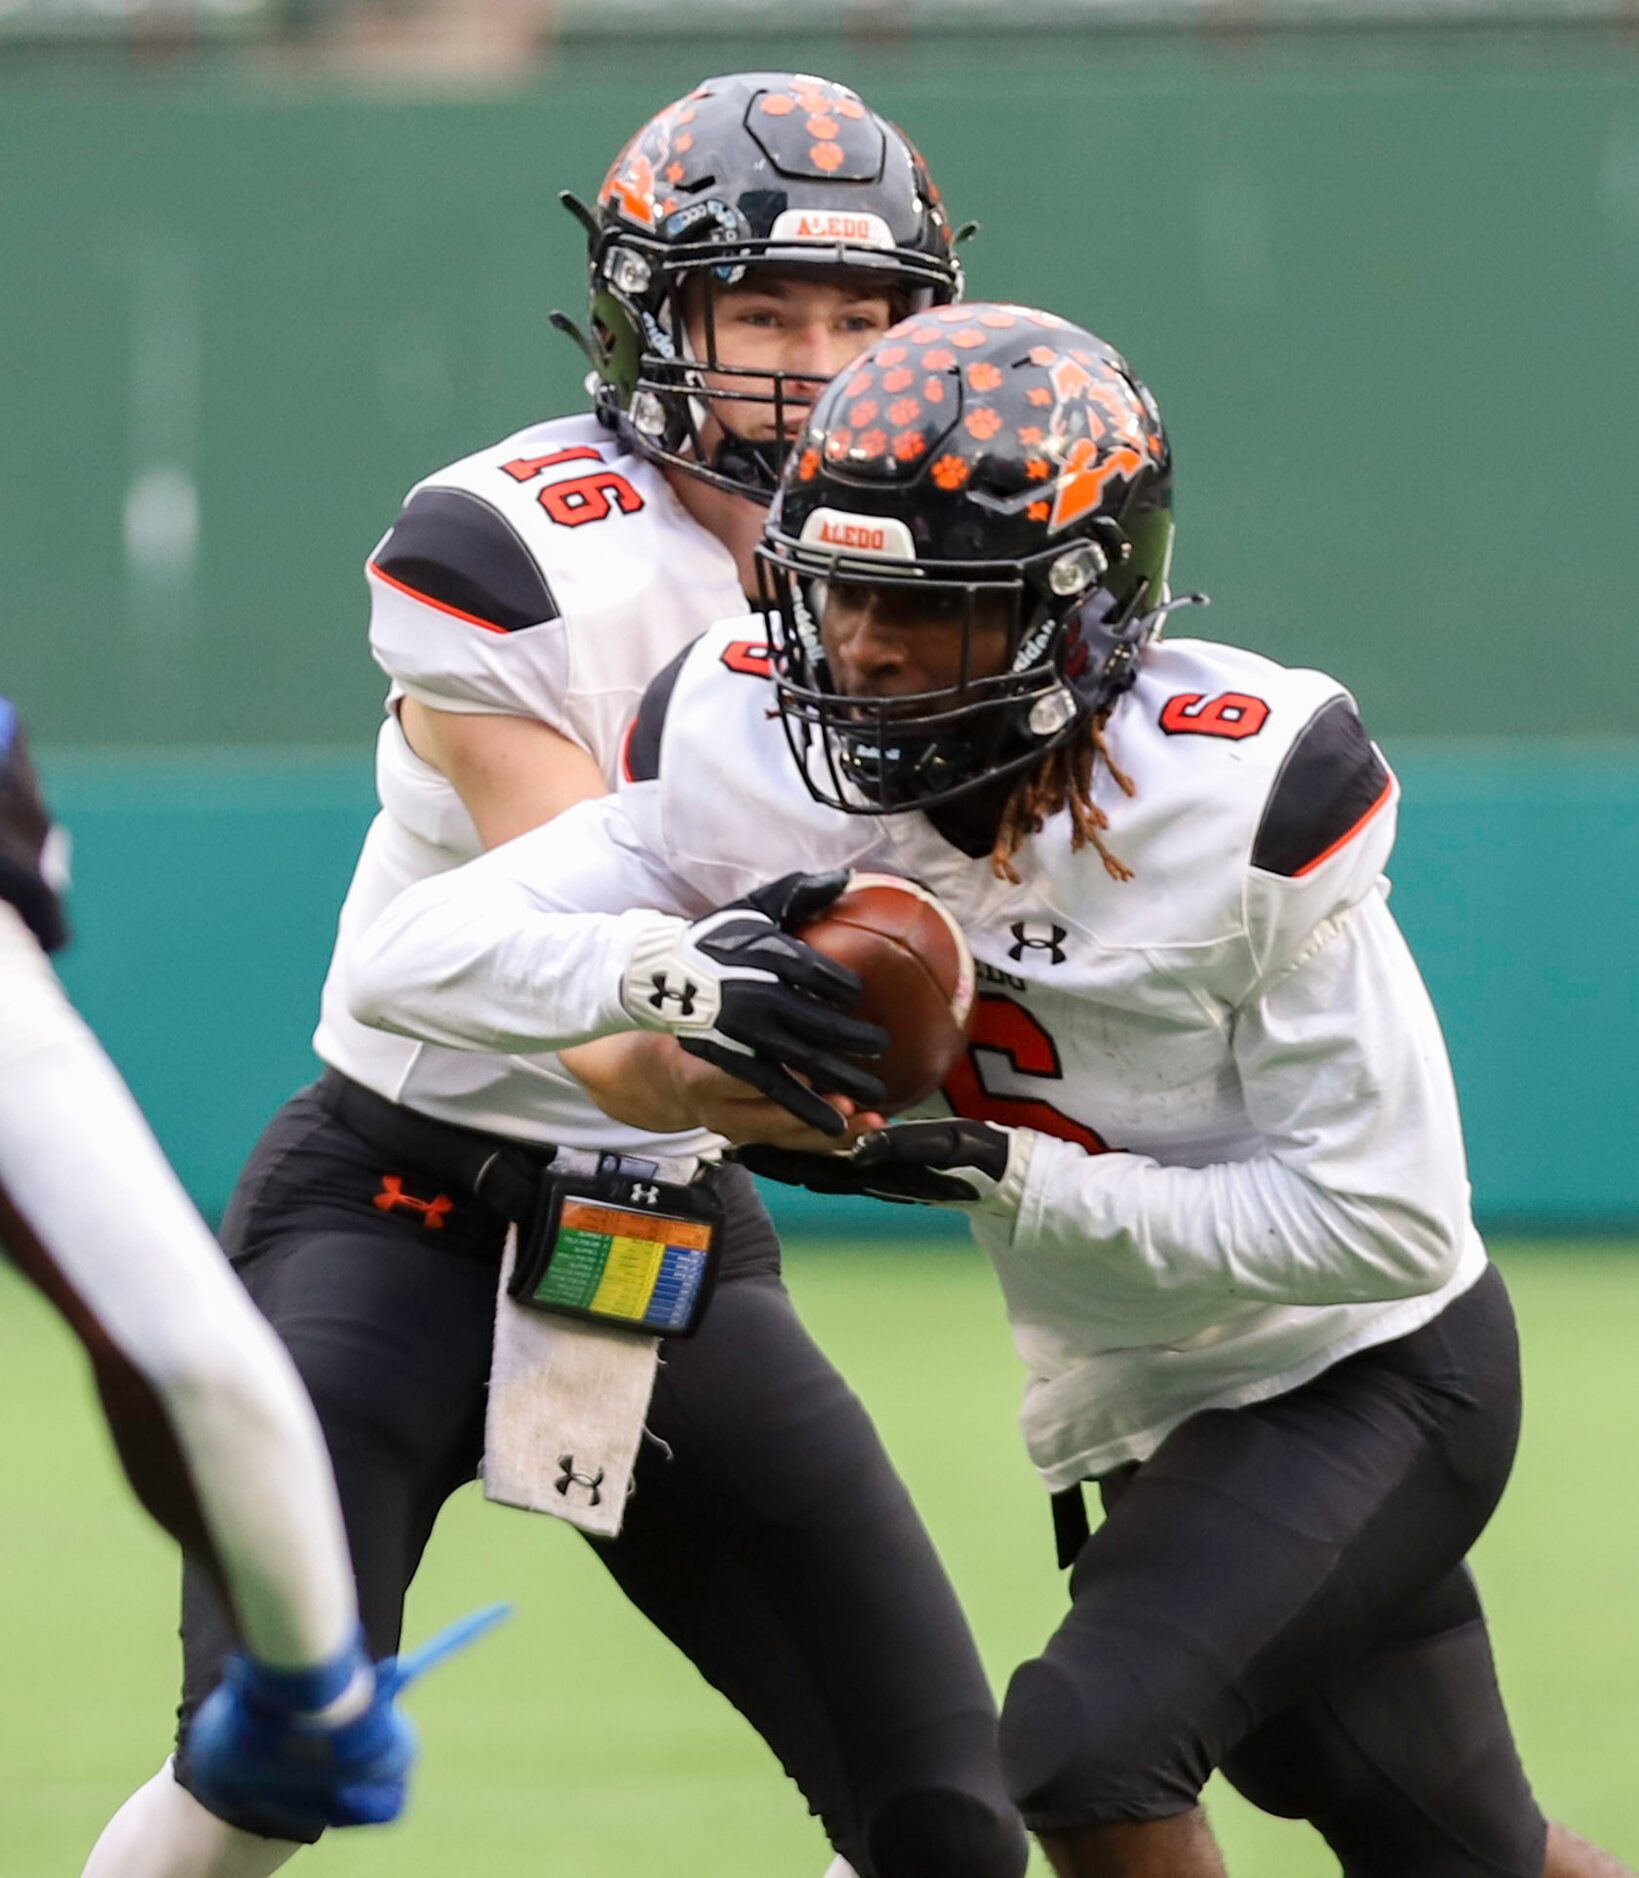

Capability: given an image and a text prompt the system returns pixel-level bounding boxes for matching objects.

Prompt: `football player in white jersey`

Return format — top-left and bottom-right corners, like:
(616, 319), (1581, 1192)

(342, 307), (1632, 1878)
(0, 697), (502, 1852)
(87, 75), (1028, 1878)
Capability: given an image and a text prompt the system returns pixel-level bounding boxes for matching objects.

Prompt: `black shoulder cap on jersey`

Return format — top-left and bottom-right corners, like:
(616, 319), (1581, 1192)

(373, 486), (558, 634)
(0, 706), (70, 953)
(623, 643), (695, 784)
(1252, 695), (1390, 878)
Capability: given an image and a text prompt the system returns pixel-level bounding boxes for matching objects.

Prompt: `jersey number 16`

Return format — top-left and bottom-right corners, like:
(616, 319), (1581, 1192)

(502, 447), (646, 528)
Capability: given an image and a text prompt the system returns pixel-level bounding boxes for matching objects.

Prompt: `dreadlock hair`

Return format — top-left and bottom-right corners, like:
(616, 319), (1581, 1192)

(989, 711), (1136, 885)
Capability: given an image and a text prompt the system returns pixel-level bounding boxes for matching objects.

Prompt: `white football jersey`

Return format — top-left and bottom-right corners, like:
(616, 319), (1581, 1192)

(314, 413), (745, 1150)
(347, 616), (1489, 1484)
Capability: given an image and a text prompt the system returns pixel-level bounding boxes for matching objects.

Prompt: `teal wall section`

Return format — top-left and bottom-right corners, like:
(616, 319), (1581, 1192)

(38, 743), (1639, 1231)
(5, 32), (1639, 744)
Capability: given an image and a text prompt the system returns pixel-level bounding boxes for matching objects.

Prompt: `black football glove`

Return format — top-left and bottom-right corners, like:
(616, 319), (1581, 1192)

(619, 871), (887, 1137)
(735, 1119), (1024, 1209)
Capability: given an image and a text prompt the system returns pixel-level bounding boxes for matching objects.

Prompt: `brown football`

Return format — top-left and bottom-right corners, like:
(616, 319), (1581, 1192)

(794, 874), (976, 1114)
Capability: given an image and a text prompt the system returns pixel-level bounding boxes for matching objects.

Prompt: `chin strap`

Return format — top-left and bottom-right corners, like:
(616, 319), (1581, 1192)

(707, 432), (783, 495)
(1074, 587), (1213, 718)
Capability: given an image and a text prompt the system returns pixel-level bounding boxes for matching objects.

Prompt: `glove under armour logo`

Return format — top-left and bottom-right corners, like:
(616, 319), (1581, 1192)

(646, 973), (699, 1016)
(618, 878), (889, 1136)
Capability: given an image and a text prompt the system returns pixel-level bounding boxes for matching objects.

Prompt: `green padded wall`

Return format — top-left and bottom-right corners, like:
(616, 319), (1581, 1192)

(6, 31), (1639, 742)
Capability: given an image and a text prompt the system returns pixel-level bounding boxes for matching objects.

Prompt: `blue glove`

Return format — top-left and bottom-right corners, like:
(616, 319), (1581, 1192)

(187, 1603), (510, 1837)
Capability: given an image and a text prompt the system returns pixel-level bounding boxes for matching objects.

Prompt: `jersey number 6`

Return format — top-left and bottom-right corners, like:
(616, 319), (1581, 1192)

(944, 994), (1109, 1155)
(1159, 691), (1270, 739)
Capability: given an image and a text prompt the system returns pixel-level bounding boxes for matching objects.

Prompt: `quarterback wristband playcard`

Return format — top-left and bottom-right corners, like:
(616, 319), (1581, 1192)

(508, 1178), (721, 1338)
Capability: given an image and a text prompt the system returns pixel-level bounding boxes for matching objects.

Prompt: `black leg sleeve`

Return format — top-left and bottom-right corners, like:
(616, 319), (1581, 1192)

(588, 1270), (1027, 1878)
(1222, 1566), (1546, 1878)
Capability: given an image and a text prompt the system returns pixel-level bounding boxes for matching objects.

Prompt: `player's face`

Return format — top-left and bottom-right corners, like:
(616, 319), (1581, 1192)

(820, 580), (1013, 703)
(683, 274), (900, 446)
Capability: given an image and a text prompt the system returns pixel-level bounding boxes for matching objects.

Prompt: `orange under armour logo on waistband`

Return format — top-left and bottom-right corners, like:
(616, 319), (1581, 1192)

(373, 1174), (454, 1230)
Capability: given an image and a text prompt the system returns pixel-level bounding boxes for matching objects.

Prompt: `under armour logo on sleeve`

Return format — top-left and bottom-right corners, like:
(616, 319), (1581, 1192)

(1008, 921), (1068, 965)
(647, 973), (699, 1016)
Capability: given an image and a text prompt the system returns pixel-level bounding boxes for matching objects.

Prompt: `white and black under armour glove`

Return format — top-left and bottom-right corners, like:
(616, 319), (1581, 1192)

(735, 1120), (1034, 1214)
(619, 871), (889, 1137)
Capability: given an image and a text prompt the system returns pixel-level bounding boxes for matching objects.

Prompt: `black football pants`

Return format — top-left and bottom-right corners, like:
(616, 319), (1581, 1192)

(1000, 1264), (1548, 1875)
(174, 1086), (1027, 1878)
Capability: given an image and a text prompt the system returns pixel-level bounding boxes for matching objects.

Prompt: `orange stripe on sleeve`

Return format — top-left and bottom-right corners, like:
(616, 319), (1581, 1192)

(1291, 771), (1396, 878)
(367, 560), (510, 636)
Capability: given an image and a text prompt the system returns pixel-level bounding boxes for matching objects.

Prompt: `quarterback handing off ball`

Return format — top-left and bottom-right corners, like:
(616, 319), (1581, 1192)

(796, 874), (976, 1112)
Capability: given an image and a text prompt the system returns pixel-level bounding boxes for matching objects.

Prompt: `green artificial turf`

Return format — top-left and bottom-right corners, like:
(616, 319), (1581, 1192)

(1, 1243), (1634, 1875)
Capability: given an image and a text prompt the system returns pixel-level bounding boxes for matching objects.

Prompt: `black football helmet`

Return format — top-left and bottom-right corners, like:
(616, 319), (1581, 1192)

(557, 72), (962, 501)
(758, 304), (1180, 814)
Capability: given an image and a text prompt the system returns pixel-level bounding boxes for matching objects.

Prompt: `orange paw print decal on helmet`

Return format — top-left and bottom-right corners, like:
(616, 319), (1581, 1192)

(778, 305), (1169, 556)
(931, 455), (969, 490)
(750, 78), (883, 183)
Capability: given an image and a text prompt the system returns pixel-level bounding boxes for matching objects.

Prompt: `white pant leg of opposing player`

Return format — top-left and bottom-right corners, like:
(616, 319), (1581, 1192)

(0, 912), (348, 1872)
(0, 911), (356, 1668)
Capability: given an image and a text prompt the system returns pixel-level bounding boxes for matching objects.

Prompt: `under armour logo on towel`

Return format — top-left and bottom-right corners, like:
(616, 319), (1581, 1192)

(555, 1455), (605, 1506)
(373, 1175), (454, 1229)
(647, 973), (698, 1016)
(1008, 921), (1068, 965)
(629, 1183), (660, 1206)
